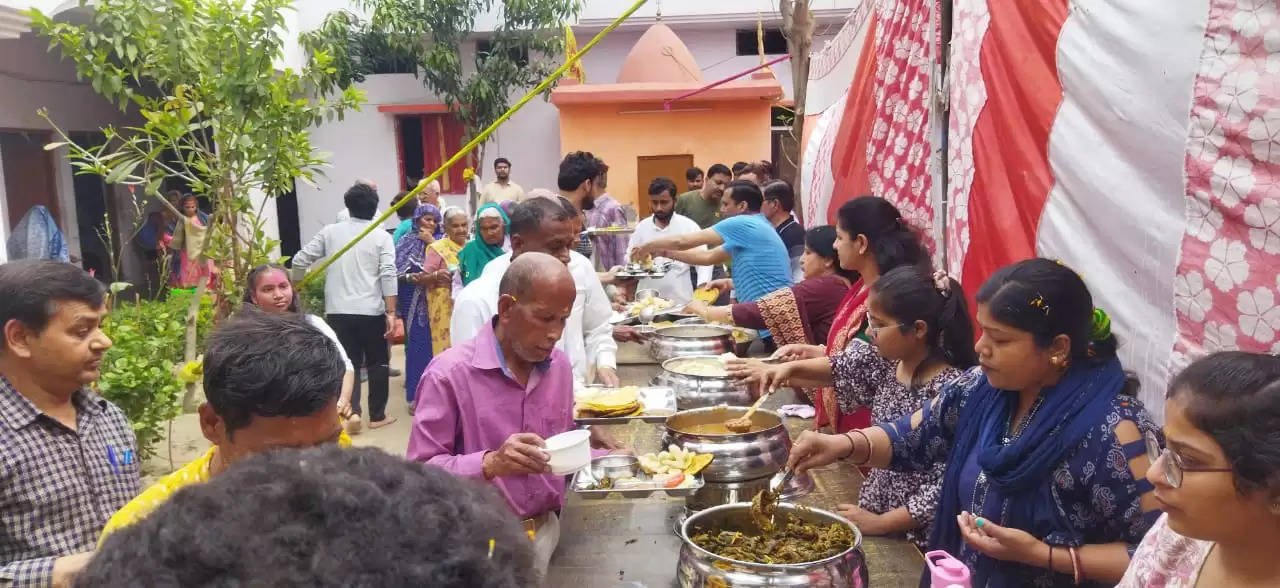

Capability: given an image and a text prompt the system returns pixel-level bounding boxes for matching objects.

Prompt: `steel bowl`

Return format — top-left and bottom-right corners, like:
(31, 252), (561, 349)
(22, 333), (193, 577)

(664, 406), (791, 483)
(590, 455), (640, 481)
(647, 325), (735, 363)
(654, 355), (752, 409)
(678, 502), (868, 587)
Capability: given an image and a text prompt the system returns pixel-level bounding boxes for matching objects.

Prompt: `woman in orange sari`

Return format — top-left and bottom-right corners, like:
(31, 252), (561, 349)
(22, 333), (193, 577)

(739, 196), (929, 432)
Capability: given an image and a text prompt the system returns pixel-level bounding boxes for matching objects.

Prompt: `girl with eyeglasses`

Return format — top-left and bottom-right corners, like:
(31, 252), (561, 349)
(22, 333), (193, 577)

(1118, 351), (1280, 587)
(730, 265), (976, 550)
(788, 258), (1162, 587)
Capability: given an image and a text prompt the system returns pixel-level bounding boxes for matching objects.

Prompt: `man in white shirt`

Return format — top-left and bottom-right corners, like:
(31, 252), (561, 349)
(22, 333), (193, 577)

(479, 157), (526, 204)
(627, 177), (711, 303)
(334, 178), (387, 226)
(293, 182), (399, 430)
(451, 197), (619, 386)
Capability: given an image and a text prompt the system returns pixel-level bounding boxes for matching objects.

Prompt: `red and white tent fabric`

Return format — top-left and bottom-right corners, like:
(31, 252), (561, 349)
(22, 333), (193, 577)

(801, 0), (944, 257)
(802, 0), (1279, 420)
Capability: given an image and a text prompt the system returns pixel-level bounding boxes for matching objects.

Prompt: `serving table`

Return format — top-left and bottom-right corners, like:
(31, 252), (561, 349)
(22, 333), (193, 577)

(547, 362), (926, 587)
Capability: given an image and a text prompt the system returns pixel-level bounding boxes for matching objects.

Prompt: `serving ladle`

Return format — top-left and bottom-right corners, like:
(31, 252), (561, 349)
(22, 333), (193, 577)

(724, 390), (772, 433)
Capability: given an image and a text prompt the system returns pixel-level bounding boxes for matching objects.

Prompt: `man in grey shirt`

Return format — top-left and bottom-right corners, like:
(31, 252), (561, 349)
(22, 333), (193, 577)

(293, 182), (398, 430)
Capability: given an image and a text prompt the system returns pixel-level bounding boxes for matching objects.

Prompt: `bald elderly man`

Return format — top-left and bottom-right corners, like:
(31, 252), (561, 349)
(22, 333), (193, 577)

(408, 252), (622, 578)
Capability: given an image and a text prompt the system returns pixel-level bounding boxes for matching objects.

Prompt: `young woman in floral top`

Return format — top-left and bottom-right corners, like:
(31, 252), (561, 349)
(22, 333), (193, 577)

(788, 259), (1162, 587)
(1119, 351), (1280, 588)
(731, 266), (977, 550)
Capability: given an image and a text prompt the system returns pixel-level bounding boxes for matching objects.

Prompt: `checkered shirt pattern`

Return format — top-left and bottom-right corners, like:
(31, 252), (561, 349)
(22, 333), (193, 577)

(0, 376), (139, 587)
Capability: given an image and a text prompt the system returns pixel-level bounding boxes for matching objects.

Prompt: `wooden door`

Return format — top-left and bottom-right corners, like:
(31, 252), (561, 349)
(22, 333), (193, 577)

(636, 154), (693, 219)
(1, 131), (60, 228)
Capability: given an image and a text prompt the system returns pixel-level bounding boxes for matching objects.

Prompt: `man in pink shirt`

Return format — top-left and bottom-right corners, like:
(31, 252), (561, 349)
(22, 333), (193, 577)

(407, 252), (615, 577)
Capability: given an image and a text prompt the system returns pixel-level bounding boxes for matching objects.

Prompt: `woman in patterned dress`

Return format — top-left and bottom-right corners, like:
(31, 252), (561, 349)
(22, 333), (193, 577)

(736, 196), (930, 432)
(169, 194), (216, 289)
(1119, 351), (1280, 588)
(395, 203), (441, 409)
(732, 266), (976, 550)
(789, 258), (1162, 587)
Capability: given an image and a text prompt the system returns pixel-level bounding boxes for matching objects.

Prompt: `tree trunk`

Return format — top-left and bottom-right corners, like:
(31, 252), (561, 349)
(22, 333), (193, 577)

(470, 141), (487, 215)
(181, 279), (207, 413)
(780, 0), (814, 225)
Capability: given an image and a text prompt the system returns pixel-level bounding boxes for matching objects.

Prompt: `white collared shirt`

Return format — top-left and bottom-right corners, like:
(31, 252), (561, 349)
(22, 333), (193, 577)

(292, 218), (397, 316)
(450, 251), (617, 383)
(626, 213), (713, 303)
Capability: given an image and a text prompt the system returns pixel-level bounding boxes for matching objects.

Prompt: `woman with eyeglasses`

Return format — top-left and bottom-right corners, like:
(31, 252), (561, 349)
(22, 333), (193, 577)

(1118, 351), (1280, 587)
(788, 258), (1162, 587)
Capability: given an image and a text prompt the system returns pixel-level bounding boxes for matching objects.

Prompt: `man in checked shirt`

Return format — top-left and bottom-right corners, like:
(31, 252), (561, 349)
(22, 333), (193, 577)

(0, 260), (139, 587)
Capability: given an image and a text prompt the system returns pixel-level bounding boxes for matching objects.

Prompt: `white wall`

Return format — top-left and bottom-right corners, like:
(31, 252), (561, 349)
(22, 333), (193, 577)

(0, 35), (138, 132)
(300, 74), (428, 240)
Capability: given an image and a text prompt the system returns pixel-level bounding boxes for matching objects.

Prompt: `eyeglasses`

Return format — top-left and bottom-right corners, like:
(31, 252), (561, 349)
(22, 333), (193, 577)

(1144, 430), (1233, 489)
(866, 322), (904, 339)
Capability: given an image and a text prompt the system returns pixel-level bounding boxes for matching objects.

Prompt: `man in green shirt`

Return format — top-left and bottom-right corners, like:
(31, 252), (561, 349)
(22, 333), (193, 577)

(675, 163), (731, 229)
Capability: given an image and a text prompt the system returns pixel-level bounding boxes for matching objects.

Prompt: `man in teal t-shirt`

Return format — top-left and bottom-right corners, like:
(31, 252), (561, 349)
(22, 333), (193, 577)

(629, 180), (791, 304)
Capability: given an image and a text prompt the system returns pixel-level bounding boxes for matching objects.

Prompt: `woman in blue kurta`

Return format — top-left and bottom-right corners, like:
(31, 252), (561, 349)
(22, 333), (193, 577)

(789, 258), (1162, 587)
(395, 203), (442, 408)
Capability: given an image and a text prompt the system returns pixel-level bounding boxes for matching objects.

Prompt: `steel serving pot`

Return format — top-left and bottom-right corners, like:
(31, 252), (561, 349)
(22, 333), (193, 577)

(664, 407), (791, 483)
(647, 325), (735, 362)
(678, 502), (868, 587)
(684, 469), (816, 512)
(653, 355), (753, 409)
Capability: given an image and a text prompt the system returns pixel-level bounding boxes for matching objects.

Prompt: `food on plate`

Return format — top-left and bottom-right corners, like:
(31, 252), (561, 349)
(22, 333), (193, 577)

(628, 295), (673, 316)
(666, 356), (729, 378)
(580, 472), (695, 491)
(578, 444), (704, 493)
(692, 286), (719, 304)
(686, 453), (715, 475)
(574, 387), (642, 418)
(689, 515), (855, 565)
(637, 444), (714, 477)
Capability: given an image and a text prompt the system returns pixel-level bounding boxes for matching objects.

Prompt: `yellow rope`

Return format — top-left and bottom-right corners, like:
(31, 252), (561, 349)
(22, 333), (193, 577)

(298, 0), (649, 288)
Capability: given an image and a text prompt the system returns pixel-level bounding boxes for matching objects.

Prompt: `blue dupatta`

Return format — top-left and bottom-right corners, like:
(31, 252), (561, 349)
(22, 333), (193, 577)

(930, 359), (1127, 585)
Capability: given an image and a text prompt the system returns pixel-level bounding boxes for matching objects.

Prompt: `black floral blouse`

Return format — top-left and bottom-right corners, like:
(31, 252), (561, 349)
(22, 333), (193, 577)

(830, 339), (960, 550)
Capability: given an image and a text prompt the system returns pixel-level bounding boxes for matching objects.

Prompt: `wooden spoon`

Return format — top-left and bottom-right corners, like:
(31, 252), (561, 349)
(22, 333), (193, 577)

(725, 391), (771, 433)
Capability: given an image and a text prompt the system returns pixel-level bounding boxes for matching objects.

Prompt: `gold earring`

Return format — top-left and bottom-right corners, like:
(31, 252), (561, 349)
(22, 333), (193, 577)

(1050, 356), (1064, 368)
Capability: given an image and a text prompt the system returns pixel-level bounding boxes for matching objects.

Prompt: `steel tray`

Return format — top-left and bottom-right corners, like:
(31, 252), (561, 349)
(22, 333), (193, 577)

(574, 386), (678, 424)
(571, 468), (705, 500)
